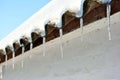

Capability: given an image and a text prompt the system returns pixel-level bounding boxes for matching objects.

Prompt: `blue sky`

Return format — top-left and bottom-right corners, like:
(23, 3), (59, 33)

(0, 0), (50, 40)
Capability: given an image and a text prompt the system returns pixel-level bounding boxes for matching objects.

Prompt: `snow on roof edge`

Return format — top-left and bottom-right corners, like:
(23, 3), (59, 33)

(0, 0), (85, 49)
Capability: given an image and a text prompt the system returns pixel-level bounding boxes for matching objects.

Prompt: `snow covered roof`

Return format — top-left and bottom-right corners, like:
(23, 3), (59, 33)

(0, 0), (112, 50)
(0, 0), (84, 50)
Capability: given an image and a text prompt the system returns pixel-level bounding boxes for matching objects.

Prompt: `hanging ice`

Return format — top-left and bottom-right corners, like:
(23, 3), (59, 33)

(95, 0), (112, 40)
(76, 0), (85, 41)
(80, 18), (83, 41)
(59, 29), (64, 58)
(79, 0), (84, 41)
(30, 39), (33, 58)
(42, 37), (46, 56)
(21, 44), (24, 68)
(107, 3), (111, 40)
(5, 51), (7, 66)
(0, 66), (3, 80)
(12, 49), (15, 69)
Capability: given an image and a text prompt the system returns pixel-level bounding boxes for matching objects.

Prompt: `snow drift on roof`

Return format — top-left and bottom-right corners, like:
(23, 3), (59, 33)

(0, 0), (84, 49)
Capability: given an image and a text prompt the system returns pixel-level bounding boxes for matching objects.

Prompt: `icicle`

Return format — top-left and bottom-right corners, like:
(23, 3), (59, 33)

(80, 17), (83, 41)
(43, 37), (46, 56)
(29, 39), (33, 58)
(0, 66), (3, 80)
(21, 44), (24, 68)
(12, 49), (15, 69)
(5, 51), (7, 66)
(107, 3), (111, 40)
(59, 28), (64, 58)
